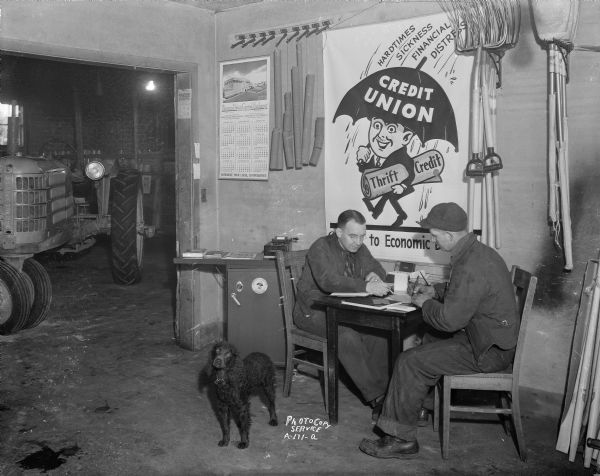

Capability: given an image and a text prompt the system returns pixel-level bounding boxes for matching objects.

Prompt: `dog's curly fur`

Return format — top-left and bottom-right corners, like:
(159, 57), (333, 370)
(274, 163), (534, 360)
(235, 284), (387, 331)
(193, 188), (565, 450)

(211, 341), (278, 449)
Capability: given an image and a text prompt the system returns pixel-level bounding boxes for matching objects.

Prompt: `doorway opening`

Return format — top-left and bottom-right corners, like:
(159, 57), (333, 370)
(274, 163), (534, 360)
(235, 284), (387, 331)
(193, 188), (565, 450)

(0, 52), (178, 237)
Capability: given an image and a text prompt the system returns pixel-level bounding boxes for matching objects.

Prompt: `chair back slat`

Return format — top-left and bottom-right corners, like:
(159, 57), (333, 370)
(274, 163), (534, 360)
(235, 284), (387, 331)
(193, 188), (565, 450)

(510, 265), (538, 382)
(275, 250), (308, 335)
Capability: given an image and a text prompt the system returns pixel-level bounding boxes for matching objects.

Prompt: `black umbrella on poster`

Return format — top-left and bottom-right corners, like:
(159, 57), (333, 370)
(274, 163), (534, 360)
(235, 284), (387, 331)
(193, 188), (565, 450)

(333, 66), (459, 151)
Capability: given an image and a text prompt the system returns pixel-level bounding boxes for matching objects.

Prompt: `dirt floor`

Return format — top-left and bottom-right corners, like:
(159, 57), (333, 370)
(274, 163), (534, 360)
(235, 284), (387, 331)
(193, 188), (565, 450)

(0, 236), (596, 475)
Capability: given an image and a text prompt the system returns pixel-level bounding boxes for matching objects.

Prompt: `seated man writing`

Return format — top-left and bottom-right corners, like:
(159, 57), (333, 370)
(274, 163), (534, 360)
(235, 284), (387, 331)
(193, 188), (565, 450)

(294, 209), (391, 418)
(360, 202), (519, 458)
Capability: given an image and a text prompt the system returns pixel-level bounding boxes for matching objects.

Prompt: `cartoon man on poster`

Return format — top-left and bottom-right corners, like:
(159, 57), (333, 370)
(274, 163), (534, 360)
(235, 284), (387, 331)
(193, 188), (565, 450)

(334, 66), (458, 228)
(355, 117), (416, 227)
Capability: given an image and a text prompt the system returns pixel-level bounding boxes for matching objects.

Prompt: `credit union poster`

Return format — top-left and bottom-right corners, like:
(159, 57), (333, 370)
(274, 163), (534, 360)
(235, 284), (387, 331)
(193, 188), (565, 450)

(323, 13), (474, 263)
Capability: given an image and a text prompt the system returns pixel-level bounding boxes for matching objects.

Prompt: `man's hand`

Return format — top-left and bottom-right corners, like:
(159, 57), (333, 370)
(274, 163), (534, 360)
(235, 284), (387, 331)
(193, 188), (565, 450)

(356, 146), (370, 165)
(411, 292), (430, 308)
(410, 284), (436, 308)
(391, 183), (406, 195)
(366, 280), (391, 296)
(410, 283), (435, 297)
(365, 272), (382, 283)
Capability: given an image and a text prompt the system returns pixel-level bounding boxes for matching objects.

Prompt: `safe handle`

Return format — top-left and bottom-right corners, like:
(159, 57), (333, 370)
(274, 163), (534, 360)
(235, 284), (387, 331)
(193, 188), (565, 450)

(231, 292), (241, 306)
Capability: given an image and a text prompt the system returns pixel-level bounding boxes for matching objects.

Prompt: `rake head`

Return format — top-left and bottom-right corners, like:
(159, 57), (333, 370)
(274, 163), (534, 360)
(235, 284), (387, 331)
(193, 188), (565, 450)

(439, 0), (521, 54)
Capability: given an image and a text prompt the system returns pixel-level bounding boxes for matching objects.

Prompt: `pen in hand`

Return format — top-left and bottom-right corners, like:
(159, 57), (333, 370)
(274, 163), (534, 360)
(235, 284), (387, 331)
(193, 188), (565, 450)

(411, 275), (420, 297)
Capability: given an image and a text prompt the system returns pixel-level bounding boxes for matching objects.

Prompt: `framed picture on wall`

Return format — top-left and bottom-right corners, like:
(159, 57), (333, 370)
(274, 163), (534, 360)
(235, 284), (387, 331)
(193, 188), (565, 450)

(218, 56), (270, 180)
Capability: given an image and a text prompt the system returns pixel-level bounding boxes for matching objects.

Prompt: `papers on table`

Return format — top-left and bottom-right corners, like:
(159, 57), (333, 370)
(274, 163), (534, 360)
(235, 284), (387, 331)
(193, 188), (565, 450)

(330, 292), (412, 301)
(330, 292), (370, 297)
(339, 296), (415, 312)
(181, 249), (207, 258)
(223, 251), (258, 259)
(180, 250), (258, 260)
(387, 292), (412, 303)
(379, 302), (416, 312)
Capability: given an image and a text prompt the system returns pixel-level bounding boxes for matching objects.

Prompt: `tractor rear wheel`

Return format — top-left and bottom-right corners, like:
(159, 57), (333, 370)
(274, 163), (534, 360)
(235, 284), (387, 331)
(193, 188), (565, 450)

(110, 169), (144, 285)
(22, 258), (52, 329)
(0, 260), (33, 335)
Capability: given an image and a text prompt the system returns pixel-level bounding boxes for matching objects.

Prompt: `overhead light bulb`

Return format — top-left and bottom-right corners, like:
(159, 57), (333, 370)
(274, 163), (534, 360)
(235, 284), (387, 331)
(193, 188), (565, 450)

(145, 80), (156, 91)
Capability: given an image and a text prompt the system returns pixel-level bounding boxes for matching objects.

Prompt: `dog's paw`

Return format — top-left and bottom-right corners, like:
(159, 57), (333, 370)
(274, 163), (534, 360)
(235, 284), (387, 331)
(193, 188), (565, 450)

(218, 439), (229, 447)
(269, 418), (278, 426)
(237, 441), (249, 449)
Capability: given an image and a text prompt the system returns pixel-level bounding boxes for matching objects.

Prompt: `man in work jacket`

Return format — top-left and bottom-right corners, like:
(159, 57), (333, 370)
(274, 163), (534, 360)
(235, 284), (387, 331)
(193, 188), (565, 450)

(360, 202), (519, 458)
(294, 209), (391, 416)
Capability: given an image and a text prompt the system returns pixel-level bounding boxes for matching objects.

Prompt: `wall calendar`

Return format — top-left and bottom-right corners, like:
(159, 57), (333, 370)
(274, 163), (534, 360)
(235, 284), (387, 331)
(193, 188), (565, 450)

(219, 57), (270, 180)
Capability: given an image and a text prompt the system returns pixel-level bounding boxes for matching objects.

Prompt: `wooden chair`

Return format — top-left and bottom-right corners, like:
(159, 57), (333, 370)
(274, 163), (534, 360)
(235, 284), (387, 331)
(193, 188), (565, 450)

(433, 265), (537, 461)
(275, 249), (328, 412)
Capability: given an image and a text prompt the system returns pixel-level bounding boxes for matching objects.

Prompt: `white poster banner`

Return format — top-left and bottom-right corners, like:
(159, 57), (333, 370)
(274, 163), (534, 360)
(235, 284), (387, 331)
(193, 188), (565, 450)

(324, 13), (474, 263)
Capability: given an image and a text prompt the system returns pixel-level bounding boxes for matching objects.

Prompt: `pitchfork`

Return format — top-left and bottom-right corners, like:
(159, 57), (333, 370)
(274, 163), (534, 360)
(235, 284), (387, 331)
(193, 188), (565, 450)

(440, 0), (520, 249)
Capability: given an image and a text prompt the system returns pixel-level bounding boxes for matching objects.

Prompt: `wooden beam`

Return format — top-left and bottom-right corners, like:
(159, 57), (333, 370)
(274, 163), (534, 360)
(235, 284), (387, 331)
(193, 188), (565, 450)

(73, 89), (84, 170)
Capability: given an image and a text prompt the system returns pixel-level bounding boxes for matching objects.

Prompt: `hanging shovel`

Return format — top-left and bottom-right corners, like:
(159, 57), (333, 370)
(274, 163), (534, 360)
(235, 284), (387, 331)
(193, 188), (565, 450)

(481, 54), (503, 249)
(554, 44), (573, 271)
(548, 45), (559, 227)
(466, 45), (485, 233)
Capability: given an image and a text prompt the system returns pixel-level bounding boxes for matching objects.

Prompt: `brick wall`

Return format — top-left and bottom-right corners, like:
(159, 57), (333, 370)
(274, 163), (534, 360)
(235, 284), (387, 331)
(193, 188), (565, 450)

(6, 56), (173, 161)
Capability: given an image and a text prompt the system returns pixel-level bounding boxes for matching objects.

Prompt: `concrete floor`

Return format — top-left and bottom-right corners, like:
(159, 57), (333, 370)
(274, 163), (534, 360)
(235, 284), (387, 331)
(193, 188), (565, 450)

(0, 237), (595, 475)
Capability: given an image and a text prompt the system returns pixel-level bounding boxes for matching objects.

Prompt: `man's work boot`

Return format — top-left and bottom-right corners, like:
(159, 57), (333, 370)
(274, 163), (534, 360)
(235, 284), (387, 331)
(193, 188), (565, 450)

(359, 435), (419, 458)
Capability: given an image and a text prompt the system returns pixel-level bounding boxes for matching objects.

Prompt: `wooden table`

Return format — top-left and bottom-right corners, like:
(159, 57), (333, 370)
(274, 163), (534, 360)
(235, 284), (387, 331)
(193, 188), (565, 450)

(314, 296), (422, 424)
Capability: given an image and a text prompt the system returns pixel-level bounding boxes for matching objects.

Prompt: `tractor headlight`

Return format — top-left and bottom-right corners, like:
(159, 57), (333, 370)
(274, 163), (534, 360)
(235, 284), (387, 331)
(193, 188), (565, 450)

(85, 161), (106, 180)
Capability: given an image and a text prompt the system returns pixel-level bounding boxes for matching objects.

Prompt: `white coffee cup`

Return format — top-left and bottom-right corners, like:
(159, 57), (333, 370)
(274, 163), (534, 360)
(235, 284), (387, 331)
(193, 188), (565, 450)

(388, 271), (409, 293)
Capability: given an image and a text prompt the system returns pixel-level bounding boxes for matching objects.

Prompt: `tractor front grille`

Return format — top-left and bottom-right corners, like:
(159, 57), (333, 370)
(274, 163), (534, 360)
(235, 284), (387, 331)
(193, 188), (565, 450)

(1, 157), (74, 250)
(14, 175), (48, 233)
(13, 174), (48, 234)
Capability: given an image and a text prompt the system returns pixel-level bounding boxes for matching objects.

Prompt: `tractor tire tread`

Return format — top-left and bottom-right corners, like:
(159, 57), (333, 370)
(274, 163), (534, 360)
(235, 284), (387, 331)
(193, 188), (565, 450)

(110, 169), (143, 285)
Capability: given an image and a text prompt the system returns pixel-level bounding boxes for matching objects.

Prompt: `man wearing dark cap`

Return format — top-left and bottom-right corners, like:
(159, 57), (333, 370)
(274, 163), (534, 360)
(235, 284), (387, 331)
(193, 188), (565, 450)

(360, 202), (519, 458)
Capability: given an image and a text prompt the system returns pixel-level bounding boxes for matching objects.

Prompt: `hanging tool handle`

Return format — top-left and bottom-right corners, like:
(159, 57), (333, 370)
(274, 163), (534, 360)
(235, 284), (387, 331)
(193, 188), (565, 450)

(481, 55), (495, 149)
(481, 54), (503, 174)
(548, 48), (558, 223)
(483, 148), (503, 172)
(466, 45), (484, 179)
(587, 438), (600, 450)
(470, 46), (483, 154)
(466, 155), (485, 176)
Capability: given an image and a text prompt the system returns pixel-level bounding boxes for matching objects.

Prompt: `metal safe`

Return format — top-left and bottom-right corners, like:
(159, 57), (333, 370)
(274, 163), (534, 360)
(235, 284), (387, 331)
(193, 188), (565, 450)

(226, 263), (285, 366)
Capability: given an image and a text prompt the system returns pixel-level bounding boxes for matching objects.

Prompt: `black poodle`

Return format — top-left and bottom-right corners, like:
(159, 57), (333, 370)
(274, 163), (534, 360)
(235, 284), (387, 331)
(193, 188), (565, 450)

(211, 341), (278, 449)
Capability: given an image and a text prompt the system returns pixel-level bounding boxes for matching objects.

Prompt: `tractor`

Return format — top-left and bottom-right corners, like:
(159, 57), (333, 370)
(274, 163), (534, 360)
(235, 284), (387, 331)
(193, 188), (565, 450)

(0, 148), (147, 335)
